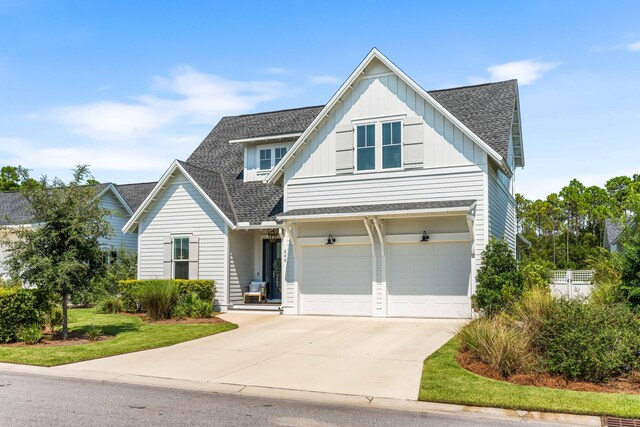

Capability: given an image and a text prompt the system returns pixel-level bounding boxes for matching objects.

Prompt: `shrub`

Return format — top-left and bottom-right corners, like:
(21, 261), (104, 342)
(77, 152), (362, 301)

(118, 279), (215, 312)
(458, 317), (532, 377)
(588, 250), (624, 305)
(46, 305), (63, 333)
(472, 239), (523, 315)
(137, 281), (180, 320)
(17, 323), (43, 345)
(0, 287), (42, 343)
(95, 295), (124, 314)
(172, 304), (187, 320)
(541, 300), (640, 383)
(118, 280), (141, 312)
(521, 260), (552, 290)
(620, 234), (640, 306)
(85, 325), (102, 341)
(192, 299), (213, 318)
(175, 292), (213, 319)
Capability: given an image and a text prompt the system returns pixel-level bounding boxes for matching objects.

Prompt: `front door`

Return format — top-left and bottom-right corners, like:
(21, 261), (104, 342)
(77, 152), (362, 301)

(262, 239), (282, 301)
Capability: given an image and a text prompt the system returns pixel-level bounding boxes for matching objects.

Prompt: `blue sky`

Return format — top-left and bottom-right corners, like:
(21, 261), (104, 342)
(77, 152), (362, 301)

(0, 0), (639, 200)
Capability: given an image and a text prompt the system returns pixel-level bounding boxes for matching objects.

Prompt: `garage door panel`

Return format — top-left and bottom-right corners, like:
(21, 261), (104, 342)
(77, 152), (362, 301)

(388, 242), (471, 318)
(300, 244), (372, 316)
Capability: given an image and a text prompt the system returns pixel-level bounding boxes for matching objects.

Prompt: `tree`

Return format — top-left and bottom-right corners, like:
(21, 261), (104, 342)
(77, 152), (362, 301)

(0, 165), (39, 191)
(4, 165), (112, 338)
(620, 233), (640, 306)
(472, 238), (523, 315)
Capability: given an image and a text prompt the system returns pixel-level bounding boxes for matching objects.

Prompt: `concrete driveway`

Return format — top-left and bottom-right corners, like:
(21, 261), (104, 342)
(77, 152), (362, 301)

(60, 313), (464, 400)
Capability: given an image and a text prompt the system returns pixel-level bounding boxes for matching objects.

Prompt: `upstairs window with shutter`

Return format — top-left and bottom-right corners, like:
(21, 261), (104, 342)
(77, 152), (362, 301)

(382, 121), (402, 169)
(356, 124), (376, 171)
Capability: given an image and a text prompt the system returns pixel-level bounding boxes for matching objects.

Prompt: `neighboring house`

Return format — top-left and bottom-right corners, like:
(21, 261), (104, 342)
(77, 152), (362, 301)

(604, 219), (623, 253)
(0, 182), (155, 274)
(124, 49), (524, 319)
(604, 217), (636, 253)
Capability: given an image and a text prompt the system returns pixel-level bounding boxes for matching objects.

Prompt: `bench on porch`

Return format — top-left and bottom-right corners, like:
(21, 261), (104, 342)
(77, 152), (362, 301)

(243, 281), (267, 303)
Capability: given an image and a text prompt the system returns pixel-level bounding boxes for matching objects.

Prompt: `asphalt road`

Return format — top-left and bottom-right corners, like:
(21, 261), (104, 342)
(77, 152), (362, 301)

(0, 371), (565, 427)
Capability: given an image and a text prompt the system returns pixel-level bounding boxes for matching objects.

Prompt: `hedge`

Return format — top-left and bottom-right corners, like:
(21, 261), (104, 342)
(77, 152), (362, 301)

(118, 279), (215, 312)
(0, 287), (42, 343)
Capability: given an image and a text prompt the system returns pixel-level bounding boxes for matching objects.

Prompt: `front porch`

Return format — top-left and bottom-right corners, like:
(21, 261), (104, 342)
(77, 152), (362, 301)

(227, 226), (284, 309)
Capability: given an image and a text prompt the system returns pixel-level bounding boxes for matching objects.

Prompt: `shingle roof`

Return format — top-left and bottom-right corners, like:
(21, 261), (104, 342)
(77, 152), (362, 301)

(115, 182), (157, 212)
(0, 191), (34, 226)
(0, 182), (156, 227)
(278, 200), (476, 218)
(428, 80), (518, 160)
(184, 106), (324, 225)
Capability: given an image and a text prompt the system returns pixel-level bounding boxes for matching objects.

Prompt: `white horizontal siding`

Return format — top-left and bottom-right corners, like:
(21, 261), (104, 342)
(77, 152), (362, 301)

(229, 230), (255, 304)
(98, 190), (137, 251)
(138, 172), (228, 305)
(488, 164), (516, 254)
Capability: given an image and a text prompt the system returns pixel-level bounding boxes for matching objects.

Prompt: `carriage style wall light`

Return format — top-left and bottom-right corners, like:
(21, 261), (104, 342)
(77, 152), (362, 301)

(326, 234), (336, 245)
(268, 229), (279, 243)
(420, 231), (430, 242)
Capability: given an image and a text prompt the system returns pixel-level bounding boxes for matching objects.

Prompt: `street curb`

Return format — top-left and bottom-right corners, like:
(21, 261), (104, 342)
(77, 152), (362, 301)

(0, 364), (602, 426)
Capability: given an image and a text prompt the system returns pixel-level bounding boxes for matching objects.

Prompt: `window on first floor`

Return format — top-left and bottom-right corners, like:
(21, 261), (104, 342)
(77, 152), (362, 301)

(173, 236), (189, 279)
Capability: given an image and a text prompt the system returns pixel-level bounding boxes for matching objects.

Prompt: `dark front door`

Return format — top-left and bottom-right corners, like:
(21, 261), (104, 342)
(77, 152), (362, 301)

(262, 239), (282, 301)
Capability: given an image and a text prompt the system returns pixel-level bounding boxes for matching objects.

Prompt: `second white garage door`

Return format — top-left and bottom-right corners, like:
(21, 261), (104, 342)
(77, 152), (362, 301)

(387, 242), (472, 318)
(299, 244), (372, 316)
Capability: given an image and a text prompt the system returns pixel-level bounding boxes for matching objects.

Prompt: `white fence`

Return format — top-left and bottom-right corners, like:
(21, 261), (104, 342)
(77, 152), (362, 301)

(549, 270), (594, 299)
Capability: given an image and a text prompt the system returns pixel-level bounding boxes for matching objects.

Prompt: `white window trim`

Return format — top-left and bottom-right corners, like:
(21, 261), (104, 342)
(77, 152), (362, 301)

(353, 117), (404, 174)
(256, 143), (290, 176)
(172, 235), (191, 279)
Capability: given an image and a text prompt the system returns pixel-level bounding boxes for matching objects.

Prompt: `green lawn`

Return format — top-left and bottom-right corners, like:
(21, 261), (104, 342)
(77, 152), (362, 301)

(0, 309), (237, 367)
(420, 338), (640, 418)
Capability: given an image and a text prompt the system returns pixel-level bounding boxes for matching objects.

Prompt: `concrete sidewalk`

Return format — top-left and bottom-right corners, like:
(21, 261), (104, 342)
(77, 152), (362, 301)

(51, 312), (464, 400)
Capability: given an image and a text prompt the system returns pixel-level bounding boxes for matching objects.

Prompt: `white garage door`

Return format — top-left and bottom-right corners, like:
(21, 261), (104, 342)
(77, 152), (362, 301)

(300, 244), (372, 316)
(387, 242), (471, 318)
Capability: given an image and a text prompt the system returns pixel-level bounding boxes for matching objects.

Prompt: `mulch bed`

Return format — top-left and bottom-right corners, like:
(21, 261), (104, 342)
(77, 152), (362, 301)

(458, 351), (640, 395)
(1, 331), (113, 348)
(116, 312), (229, 325)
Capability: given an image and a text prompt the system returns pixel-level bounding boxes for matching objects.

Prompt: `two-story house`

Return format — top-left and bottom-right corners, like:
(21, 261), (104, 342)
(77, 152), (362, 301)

(124, 49), (524, 318)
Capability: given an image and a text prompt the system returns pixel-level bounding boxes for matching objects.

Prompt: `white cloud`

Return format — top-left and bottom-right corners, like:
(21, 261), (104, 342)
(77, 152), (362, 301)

(628, 41), (640, 51)
(0, 137), (169, 171)
(35, 66), (284, 140)
(486, 59), (559, 85)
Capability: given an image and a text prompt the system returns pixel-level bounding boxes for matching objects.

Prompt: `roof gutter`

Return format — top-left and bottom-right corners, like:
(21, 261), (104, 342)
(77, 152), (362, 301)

(278, 204), (475, 221)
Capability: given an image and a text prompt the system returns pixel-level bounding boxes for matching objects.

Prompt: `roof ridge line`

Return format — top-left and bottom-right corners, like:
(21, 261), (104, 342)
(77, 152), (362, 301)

(229, 104), (325, 118)
(428, 79), (516, 93)
(218, 173), (239, 224)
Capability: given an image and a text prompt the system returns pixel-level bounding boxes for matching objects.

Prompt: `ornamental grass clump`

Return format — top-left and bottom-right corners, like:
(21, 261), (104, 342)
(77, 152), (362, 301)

(511, 287), (556, 350)
(457, 317), (533, 378)
(138, 281), (179, 321)
(95, 295), (124, 314)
